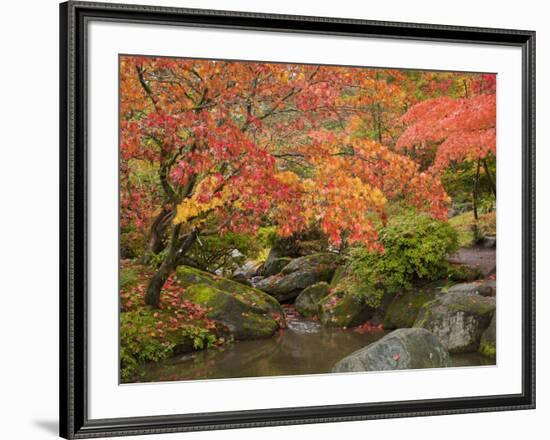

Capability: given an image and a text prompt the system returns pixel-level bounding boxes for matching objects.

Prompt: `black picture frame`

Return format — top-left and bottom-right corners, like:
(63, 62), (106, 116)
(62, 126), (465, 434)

(59, 1), (536, 438)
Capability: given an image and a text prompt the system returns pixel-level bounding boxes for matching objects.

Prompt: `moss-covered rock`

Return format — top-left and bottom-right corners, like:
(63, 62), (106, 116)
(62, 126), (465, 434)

(332, 328), (451, 372)
(447, 263), (483, 282)
(447, 281), (494, 297)
(176, 265), (283, 316)
(479, 315), (496, 359)
(295, 282), (329, 317)
(263, 257), (292, 277)
(383, 287), (438, 329)
(414, 292), (495, 353)
(175, 265), (285, 340)
(256, 253), (342, 302)
(185, 284), (280, 340)
(318, 292), (375, 327)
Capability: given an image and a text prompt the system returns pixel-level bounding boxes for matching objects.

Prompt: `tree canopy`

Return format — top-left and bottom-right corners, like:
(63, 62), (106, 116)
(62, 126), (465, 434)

(119, 56), (496, 307)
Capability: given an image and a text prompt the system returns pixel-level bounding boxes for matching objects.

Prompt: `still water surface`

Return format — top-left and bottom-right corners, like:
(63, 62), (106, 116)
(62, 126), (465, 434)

(135, 315), (494, 383)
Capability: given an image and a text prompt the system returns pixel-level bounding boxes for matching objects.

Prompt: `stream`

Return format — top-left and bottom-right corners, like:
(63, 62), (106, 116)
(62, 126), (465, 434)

(134, 314), (494, 383)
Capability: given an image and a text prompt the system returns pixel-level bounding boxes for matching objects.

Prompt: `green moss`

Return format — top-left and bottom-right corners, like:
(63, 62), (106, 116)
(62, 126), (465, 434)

(176, 265), (282, 315)
(479, 340), (496, 358)
(318, 293), (374, 327)
(184, 282), (282, 340)
(295, 282), (330, 317)
(262, 256), (292, 276)
(239, 313), (279, 338)
(479, 315), (496, 359)
(185, 283), (224, 306)
(383, 288), (437, 329)
(444, 294), (495, 316)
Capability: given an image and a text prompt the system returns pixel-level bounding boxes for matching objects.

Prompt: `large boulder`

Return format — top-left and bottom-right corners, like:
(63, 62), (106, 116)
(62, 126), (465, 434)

(263, 257), (292, 277)
(261, 232), (329, 276)
(176, 266), (285, 340)
(447, 281), (494, 297)
(318, 292), (375, 327)
(332, 328), (451, 372)
(318, 295), (375, 328)
(479, 315), (496, 359)
(383, 287), (438, 329)
(256, 253), (341, 302)
(317, 265), (383, 328)
(413, 292), (495, 353)
(295, 282), (329, 317)
(447, 263), (483, 282)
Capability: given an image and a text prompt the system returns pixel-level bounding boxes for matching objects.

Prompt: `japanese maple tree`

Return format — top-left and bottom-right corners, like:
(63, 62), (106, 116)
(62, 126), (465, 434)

(120, 56), (449, 307)
(396, 74), (496, 217)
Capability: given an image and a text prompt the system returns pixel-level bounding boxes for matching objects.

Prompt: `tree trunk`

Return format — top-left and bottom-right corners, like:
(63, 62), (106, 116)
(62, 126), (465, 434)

(141, 207), (172, 263)
(482, 158), (497, 197)
(145, 226), (197, 308)
(473, 159), (481, 221)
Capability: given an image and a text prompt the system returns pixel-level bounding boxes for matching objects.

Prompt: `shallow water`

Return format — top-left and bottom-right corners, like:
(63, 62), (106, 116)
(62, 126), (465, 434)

(133, 315), (494, 383)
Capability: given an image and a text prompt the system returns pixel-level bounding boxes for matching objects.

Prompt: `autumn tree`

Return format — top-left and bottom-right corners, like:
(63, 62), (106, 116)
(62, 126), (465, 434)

(396, 74), (496, 218)
(120, 56), (449, 307)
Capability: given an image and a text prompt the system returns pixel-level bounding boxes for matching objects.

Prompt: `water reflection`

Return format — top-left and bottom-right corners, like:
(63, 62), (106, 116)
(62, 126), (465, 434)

(133, 316), (494, 383)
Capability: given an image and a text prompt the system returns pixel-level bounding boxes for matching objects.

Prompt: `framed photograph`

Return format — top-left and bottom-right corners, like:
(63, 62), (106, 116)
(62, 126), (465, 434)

(60, 1), (535, 438)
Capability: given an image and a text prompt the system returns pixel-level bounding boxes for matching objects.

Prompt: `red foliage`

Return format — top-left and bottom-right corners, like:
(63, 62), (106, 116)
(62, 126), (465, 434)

(397, 84), (496, 172)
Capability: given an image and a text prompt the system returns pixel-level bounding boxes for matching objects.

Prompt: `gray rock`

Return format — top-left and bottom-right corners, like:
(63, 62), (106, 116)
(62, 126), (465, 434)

(263, 257), (292, 277)
(383, 287), (438, 329)
(295, 282), (330, 317)
(482, 236), (497, 249)
(230, 273), (252, 286)
(448, 282), (493, 297)
(332, 328), (451, 372)
(176, 265), (285, 340)
(318, 292), (376, 327)
(256, 253), (341, 302)
(414, 292), (495, 353)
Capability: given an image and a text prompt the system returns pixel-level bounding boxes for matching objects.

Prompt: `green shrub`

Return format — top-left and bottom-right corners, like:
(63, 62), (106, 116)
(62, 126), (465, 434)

(343, 213), (459, 308)
(255, 226), (278, 248)
(181, 325), (218, 350)
(180, 231), (264, 275)
(120, 311), (175, 381)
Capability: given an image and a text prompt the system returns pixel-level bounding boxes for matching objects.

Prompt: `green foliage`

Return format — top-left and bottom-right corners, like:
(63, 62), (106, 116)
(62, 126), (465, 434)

(182, 326), (219, 350)
(448, 211), (477, 247)
(119, 267), (139, 290)
(120, 311), (175, 380)
(449, 210), (496, 247)
(342, 213), (459, 308)
(441, 155), (496, 209)
(255, 226), (278, 248)
(120, 310), (219, 381)
(182, 232), (263, 275)
(147, 248), (168, 269)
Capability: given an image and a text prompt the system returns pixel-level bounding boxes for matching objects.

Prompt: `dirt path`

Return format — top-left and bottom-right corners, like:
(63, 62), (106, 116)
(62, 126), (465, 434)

(447, 246), (496, 276)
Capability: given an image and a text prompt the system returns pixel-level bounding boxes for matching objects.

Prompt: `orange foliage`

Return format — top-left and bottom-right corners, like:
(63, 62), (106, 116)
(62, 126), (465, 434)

(120, 56), (456, 250)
